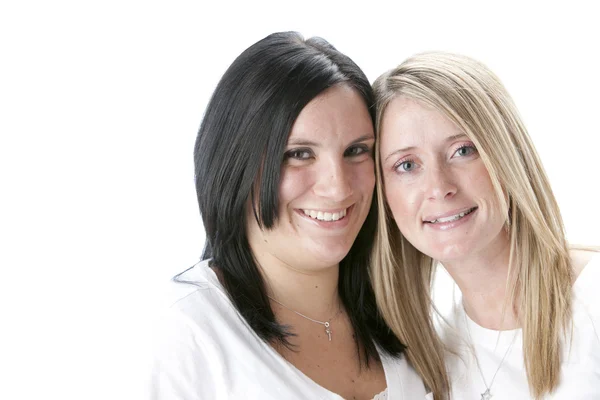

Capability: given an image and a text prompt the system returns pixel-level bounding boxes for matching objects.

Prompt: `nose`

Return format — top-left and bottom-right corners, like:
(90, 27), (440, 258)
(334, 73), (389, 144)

(424, 164), (457, 201)
(312, 157), (354, 202)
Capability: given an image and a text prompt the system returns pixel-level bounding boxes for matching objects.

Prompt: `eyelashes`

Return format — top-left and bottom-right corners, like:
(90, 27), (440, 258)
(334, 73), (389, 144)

(284, 148), (313, 160)
(392, 142), (478, 174)
(284, 144), (373, 161)
(394, 158), (418, 173)
(344, 144), (372, 157)
(452, 144), (477, 158)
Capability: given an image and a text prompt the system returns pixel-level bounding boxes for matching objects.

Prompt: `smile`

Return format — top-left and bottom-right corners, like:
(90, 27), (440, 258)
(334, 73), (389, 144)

(424, 207), (477, 224)
(302, 208), (348, 222)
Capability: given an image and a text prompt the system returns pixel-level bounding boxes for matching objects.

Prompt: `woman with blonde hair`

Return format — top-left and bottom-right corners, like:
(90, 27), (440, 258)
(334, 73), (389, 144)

(371, 51), (599, 399)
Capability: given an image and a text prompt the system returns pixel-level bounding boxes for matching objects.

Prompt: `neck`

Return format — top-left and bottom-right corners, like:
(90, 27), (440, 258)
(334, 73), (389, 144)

(255, 252), (341, 320)
(442, 231), (519, 330)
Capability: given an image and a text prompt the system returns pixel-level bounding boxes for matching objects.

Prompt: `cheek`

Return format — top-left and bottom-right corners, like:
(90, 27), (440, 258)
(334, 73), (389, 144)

(278, 167), (313, 208)
(469, 161), (494, 188)
(384, 177), (420, 225)
(468, 164), (500, 206)
(462, 163), (506, 228)
(352, 161), (375, 193)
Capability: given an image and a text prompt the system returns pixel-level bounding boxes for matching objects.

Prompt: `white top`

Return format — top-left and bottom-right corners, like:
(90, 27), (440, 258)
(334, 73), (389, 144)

(147, 260), (427, 399)
(433, 254), (600, 399)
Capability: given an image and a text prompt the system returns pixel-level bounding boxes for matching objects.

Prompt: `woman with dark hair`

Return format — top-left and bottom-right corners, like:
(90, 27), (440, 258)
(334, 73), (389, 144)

(148, 32), (426, 399)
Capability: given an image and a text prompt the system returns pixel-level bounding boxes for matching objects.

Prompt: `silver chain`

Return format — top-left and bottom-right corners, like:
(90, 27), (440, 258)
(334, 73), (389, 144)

(463, 308), (517, 399)
(267, 296), (342, 341)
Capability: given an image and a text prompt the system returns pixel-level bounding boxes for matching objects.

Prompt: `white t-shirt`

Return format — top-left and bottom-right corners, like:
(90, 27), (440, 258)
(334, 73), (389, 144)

(147, 260), (427, 399)
(433, 254), (600, 399)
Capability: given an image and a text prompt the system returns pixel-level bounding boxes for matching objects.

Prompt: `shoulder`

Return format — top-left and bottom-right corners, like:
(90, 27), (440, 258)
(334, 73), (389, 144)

(159, 260), (227, 316)
(155, 259), (238, 337)
(146, 260), (245, 398)
(571, 249), (600, 300)
(570, 248), (599, 281)
(572, 250), (600, 331)
(151, 259), (226, 341)
(149, 259), (244, 366)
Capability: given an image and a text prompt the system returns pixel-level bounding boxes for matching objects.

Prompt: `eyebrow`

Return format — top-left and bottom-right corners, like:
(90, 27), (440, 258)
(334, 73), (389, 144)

(287, 134), (375, 147)
(383, 133), (469, 163)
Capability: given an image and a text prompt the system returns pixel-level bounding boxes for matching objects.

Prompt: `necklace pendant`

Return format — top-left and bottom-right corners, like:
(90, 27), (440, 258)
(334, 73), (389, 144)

(325, 327), (332, 341)
(481, 388), (492, 400)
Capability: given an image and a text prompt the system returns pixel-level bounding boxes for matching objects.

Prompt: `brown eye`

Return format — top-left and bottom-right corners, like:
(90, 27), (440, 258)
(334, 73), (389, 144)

(344, 144), (370, 157)
(284, 148), (313, 160)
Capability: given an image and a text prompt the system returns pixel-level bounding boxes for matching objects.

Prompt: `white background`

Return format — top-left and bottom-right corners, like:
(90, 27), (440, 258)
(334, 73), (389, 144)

(1, 1), (598, 399)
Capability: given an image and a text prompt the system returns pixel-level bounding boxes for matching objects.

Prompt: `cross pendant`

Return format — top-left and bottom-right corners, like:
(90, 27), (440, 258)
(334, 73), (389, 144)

(481, 388), (492, 400)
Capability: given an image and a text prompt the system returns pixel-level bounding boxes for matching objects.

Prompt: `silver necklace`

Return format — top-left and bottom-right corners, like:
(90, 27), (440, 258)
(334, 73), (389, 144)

(463, 309), (517, 400)
(268, 296), (342, 341)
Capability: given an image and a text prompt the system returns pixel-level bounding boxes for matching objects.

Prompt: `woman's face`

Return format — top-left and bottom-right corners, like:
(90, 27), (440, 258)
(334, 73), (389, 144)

(379, 96), (508, 263)
(247, 84), (375, 272)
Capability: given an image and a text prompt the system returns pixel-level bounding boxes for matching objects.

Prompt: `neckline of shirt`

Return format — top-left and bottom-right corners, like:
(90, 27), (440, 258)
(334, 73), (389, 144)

(189, 259), (393, 400)
(456, 252), (600, 347)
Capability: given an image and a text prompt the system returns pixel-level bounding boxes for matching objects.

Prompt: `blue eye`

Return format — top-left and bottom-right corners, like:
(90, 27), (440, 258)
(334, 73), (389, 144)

(453, 145), (477, 157)
(396, 160), (417, 173)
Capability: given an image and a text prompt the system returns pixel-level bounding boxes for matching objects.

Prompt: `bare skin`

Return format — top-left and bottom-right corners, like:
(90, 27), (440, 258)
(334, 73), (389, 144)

(270, 299), (386, 400)
(445, 245), (596, 331)
(210, 262), (386, 400)
(255, 250), (386, 399)
(380, 97), (598, 333)
(571, 248), (596, 280)
(441, 229), (519, 330)
(239, 85), (388, 399)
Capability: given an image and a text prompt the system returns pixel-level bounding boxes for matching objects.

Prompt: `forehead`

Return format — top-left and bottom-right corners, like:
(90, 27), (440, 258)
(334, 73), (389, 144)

(380, 96), (463, 147)
(288, 84), (373, 141)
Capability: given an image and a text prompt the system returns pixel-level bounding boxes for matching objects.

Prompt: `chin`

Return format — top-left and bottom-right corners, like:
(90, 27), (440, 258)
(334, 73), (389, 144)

(434, 244), (474, 263)
(311, 244), (354, 268)
(410, 239), (469, 263)
(322, 249), (353, 265)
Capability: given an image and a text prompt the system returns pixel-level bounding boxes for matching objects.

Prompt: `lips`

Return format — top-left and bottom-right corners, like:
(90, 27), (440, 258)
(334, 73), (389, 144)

(423, 207), (477, 224)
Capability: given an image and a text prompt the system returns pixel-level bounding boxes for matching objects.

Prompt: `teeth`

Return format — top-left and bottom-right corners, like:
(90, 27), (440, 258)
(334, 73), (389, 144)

(429, 208), (474, 224)
(302, 208), (348, 222)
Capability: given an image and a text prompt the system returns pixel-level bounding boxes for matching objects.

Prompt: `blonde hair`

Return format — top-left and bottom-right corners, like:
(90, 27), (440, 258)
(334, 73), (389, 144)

(371, 52), (573, 399)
